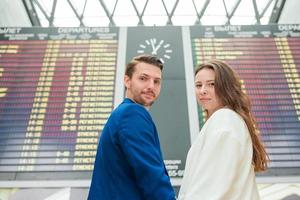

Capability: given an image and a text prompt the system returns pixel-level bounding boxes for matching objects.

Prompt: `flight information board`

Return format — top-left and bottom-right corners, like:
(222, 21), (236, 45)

(0, 27), (118, 172)
(190, 25), (300, 173)
(0, 25), (300, 180)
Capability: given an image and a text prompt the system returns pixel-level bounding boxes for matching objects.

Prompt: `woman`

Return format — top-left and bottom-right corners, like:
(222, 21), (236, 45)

(178, 60), (268, 200)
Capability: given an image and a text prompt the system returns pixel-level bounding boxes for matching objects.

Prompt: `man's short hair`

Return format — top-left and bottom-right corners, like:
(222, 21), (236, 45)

(125, 54), (163, 78)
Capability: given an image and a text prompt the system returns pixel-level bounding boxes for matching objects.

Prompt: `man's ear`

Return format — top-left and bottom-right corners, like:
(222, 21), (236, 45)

(124, 75), (130, 89)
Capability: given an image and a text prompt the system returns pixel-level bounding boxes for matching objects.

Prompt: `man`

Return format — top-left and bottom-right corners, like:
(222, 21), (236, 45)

(88, 55), (175, 200)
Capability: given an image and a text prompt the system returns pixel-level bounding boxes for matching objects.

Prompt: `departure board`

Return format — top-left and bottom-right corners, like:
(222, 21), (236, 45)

(0, 25), (300, 180)
(190, 25), (300, 173)
(0, 27), (118, 172)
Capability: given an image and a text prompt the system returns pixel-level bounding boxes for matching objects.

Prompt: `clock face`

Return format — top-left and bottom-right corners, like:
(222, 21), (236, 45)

(137, 38), (173, 63)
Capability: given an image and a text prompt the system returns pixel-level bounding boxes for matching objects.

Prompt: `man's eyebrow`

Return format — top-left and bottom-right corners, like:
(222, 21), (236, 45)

(140, 73), (161, 80)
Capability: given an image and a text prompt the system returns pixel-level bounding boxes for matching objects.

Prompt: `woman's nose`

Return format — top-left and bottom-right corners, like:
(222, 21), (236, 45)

(200, 86), (207, 94)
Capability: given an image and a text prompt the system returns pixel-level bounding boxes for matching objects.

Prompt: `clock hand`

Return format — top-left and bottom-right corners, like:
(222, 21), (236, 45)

(152, 49), (158, 55)
(153, 42), (163, 53)
(150, 39), (157, 55)
(152, 40), (164, 55)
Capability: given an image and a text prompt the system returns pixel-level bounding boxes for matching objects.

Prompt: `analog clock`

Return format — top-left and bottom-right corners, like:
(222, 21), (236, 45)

(137, 38), (173, 63)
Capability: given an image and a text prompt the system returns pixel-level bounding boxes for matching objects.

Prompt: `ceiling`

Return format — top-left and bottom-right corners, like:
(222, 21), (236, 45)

(22, 0), (286, 27)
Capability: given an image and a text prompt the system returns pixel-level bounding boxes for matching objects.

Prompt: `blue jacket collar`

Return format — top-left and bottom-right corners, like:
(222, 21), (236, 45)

(123, 98), (135, 104)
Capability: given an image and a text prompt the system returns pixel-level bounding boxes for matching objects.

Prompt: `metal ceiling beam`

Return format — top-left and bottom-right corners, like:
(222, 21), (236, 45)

(252, 0), (261, 24)
(49, 0), (58, 26)
(222, 0), (230, 22)
(66, 0), (85, 26)
(22, 0), (41, 26)
(226, 0), (242, 25)
(130, 0), (150, 26)
(110, 1), (118, 22)
(32, 0), (51, 23)
(192, 0), (210, 25)
(161, 0), (180, 25)
(98, 0), (116, 26)
(80, 0), (88, 23)
(269, 0), (286, 23)
(259, 0), (275, 19)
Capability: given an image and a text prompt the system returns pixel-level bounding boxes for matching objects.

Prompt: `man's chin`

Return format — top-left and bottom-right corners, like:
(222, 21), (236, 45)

(142, 99), (155, 107)
(132, 97), (154, 107)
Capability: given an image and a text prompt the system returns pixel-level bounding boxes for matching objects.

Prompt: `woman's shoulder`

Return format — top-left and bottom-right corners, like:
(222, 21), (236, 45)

(206, 108), (250, 142)
(210, 108), (242, 124)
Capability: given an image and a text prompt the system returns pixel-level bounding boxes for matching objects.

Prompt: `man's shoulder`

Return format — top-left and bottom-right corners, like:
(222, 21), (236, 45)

(112, 100), (154, 128)
(113, 99), (148, 116)
(116, 101), (148, 112)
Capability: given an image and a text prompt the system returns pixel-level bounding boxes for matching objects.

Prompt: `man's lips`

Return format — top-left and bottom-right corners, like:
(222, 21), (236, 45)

(142, 92), (155, 98)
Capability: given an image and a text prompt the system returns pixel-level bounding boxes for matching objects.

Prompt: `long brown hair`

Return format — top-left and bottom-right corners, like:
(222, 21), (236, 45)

(195, 60), (268, 172)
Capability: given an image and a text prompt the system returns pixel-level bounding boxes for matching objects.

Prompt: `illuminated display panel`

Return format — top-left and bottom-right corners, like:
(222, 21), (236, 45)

(0, 27), (118, 172)
(191, 25), (300, 172)
(0, 25), (299, 179)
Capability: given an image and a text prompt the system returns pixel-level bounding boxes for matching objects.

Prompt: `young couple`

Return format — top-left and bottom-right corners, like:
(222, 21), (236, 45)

(88, 54), (268, 200)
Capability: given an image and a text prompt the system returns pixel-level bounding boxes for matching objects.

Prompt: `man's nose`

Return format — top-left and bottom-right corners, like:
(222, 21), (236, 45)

(147, 80), (155, 89)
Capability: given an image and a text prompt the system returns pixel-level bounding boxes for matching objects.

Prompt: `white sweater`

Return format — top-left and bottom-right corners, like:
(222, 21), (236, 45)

(178, 108), (260, 200)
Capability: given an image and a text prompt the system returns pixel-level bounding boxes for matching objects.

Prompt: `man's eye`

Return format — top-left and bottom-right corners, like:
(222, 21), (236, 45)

(154, 80), (161, 84)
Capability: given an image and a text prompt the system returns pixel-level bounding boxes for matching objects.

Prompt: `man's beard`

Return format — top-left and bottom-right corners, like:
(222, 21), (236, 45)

(133, 93), (155, 107)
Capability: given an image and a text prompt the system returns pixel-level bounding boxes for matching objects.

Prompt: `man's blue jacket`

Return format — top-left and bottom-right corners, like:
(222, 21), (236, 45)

(88, 98), (175, 200)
